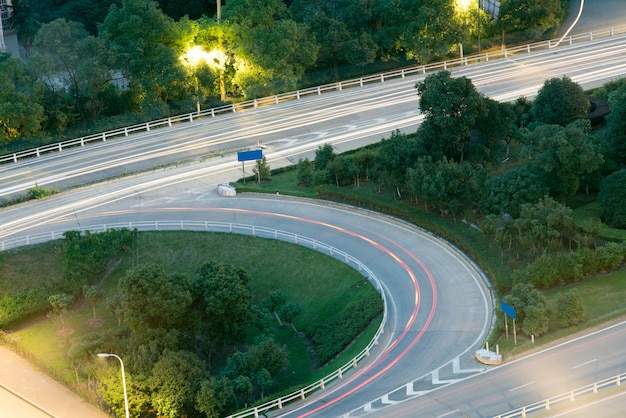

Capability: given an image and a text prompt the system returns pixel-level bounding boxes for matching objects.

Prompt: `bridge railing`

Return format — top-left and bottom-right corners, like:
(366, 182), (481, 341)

(1, 24), (625, 166)
(0, 221), (388, 418)
(494, 371), (626, 418)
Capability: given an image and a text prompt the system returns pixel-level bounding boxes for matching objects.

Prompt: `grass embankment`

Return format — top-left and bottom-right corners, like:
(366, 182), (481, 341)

(1, 232), (382, 393)
(236, 168), (626, 358)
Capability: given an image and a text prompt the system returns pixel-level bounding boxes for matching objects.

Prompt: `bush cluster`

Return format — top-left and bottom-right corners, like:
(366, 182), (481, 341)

(310, 290), (383, 365)
(526, 242), (626, 288)
(0, 229), (132, 328)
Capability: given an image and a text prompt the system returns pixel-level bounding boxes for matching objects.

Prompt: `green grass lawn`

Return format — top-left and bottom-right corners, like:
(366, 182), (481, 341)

(3, 231), (382, 393)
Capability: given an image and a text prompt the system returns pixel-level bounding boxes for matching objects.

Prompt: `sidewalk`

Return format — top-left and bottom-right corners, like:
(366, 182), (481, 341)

(0, 346), (107, 418)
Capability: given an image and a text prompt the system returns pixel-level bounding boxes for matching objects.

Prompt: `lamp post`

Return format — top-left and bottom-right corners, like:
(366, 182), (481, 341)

(98, 353), (130, 418)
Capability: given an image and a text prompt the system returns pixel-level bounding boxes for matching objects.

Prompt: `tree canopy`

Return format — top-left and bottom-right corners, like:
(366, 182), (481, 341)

(530, 76), (590, 126)
(416, 70), (485, 162)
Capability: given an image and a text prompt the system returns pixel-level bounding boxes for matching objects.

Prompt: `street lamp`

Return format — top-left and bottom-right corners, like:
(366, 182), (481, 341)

(97, 353), (130, 418)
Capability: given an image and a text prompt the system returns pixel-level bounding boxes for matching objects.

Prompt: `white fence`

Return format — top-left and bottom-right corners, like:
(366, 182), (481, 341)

(495, 371), (626, 417)
(0, 221), (388, 418)
(1, 25), (626, 166)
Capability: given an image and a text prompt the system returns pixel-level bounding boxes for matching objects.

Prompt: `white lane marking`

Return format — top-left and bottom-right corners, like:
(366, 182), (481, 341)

(509, 381), (535, 392)
(572, 359), (597, 369)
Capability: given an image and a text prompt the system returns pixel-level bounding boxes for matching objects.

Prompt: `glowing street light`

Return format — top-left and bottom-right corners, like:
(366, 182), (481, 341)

(181, 46), (227, 104)
(97, 353), (130, 418)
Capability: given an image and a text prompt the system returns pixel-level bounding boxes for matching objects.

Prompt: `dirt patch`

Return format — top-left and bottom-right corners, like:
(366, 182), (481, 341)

(55, 328), (75, 336)
(86, 318), (105, 328)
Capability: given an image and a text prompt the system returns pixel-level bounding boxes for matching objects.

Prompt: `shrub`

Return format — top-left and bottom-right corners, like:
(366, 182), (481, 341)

(555, 289), (587, 327)
(597, 242), (626, 271)
(310, 291), (382, 365)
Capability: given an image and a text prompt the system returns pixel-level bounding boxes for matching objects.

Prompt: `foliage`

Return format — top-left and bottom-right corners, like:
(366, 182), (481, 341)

(530, 77), (590, 126)
(48, 293), (75, 329)
(118, 263), (192, 343)
(26, 185), (55, 200)
(483, 167), (548, 218)
(0, 52), (45, 141)
(62, 229), (133, 292)
(149, 350), (207, 418)
(500, 0), (563, 43)
(504, 283), (548, 337)
(0, 286), (51, 328)
(521, 304), (549, 337)
(514, 196), (574, 256)
(252, 156), (271, 182)
(314, 143), (336, 171)
(407, 157), (486, 217)
(598, 170), (626, 229)
(296, 158), (314, 186)
(555, 288), (587, 327)
(310, 290), (382, 365)
(193, 261), (254, 346)
(28, 18), (113, 123)
(416, 70), (485, 162)
(523, 123), (603, 200)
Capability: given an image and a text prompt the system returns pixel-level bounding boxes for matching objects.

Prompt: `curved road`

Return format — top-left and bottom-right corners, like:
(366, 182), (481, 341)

(2, 169), (492, 417)
(1, 8), (626, 418)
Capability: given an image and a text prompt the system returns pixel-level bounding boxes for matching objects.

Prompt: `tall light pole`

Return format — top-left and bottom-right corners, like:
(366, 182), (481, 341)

(98, 353), (130, 418)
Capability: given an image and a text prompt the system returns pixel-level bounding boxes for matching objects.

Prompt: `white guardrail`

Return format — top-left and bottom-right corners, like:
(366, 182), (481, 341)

(495, 371), (626, 417)
(0, 221), (388, 418)
(1, 25), (626, 166)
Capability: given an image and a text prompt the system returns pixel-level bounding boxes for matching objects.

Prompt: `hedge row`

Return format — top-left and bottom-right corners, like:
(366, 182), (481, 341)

(310, 291), (383, 365)
(526, 242), (626, 288)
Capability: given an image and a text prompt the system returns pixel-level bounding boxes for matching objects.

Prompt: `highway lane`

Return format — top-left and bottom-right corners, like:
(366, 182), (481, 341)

(367, 320), (626, 418)
(2, 34), (626, 201)
(0, 160), (492, 417)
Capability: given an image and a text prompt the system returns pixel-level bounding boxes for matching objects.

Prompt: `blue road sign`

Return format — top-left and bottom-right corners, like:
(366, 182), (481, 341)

(501, 301), (516, 320)
(238, 149), (263, 162)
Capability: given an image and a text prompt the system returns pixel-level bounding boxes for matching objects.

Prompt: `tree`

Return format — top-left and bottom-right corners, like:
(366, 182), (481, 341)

(105, 293), (123, 327)
(252, 156), (271, 183)
(374, 131), (422, 198)
(118, 264), (192, 342)
(500, 0), (563, 42)
(531, 77), (590, 126)
(514, 196), (574, 256)
(195, 261), (254, 346)
(504, 282), (547, 337)
(0, 52), (45, 141)
(99, 0), (186, 109)
(100, 366), (151, 418)
(196, 377), (236, 418)
(604, 84), (626, 165)
(374, 0), (460, 63)
(471, 98), (515, 165)
(483, 167), (548, 218)
(29, 18), (113, 122)
(83, 285), (102, 321)
(524, 123), (603, 201)
(149, 350), (206, 418)
(290, 0), (376, 80)
(224, 0), (318, 97)
(296, 158), (314, 186)
(314, 143), (336, 171)
(416, 71), (485, 162)
(598, 170), (626, 229)
(263, 290), (286, 326)
(408, 157), (485, 218)
(280, 302), (301, 332)
(521, 304), (549, 337)
(556, 289), (587, 327)
(48, 293), (75, 331)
